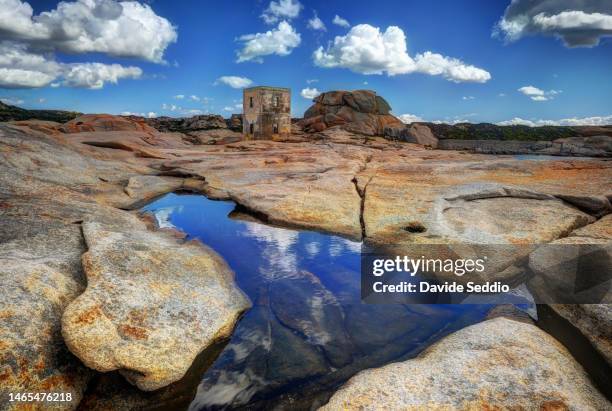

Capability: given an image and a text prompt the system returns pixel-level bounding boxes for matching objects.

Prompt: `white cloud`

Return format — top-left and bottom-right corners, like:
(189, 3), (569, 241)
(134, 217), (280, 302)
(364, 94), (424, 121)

(462, 96), (475, 100)
(518, 85), (560, 101)
(0, 42), (141, 89)
(0, 42), (60, 88)
(0, 0), (177, 62)
(189, 95), (200, 101)
(237, 21), (301, 63)
(308, 11), (326, 31)
(498, 93), (506, 97)
(313, 25), (415, 75)
(300, 87), (321, 99)
(306, 78), (318, 84)
(333, 15), (350, 28)
(162, 103), (181, 111)
(120, 111), (157, 118)
(0, 67), (56, 88)
(215, 75), (253, 88)
(37, 97), (45, 103)
(223, 104), (242, 112)
(313, 24), (490, 82)
(498, 114), (612, 127)
(261, 0), (302, 24)
(62, 63), (142, 89)
(0, 0), (175, 88)
(0, 97), (24, 105)
(398, 113), (424, 123)
(174, 94), (185, 99)
(413, 51), (491, 83)
(494, 0), (612, 47)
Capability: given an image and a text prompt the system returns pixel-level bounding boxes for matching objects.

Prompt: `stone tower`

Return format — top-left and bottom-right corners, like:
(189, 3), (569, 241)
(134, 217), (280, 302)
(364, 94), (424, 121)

(243, 86), (291, 139)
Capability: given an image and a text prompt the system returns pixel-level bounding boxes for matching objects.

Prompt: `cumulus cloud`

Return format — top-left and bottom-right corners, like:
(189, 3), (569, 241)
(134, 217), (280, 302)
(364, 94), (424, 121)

(306, 78), (318, 84)
(398, 113), (424, 123)
(518, 85), (560, 101)
(333, 15), (350, 28)
(313, 24), (490, 82)
(174, 94), (185, 99)
(236, 21), (301, 63)
(0, 42), (141, 89)
(0, 42), (60, 88)
(261, 0), (302, 24)
(494, 0), (612, 47)
(413, 52), (491, 83)
(462, 96), (475, 100)
(0, 0), (175, 88)
(62, 63), (141, 89)
(215, 76), (253, 88)
(498, 114), (612, 126)
(308, 11), (326, 31)
(300, 87), (321, 99)
(0, 0), (177, 62)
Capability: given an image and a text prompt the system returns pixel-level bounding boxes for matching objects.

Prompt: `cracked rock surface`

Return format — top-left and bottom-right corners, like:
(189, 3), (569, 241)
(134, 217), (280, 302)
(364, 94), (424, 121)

(1, 116), (611, 409)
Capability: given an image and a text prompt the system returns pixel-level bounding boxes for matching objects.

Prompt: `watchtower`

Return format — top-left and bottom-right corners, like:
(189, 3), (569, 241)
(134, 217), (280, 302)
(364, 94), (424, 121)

(243, 86), (291, 139)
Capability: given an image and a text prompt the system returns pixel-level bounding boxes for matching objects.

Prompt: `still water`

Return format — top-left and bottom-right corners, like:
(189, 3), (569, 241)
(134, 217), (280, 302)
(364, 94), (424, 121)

(142, 193), (492, 410)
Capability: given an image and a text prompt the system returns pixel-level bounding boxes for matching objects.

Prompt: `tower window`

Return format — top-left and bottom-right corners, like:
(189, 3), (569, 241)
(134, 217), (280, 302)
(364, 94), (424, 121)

(273, 123), (278, 134)
(249, 123), (254, 134)
(249, 97), (253, 108)
(273, 96), (279, 107)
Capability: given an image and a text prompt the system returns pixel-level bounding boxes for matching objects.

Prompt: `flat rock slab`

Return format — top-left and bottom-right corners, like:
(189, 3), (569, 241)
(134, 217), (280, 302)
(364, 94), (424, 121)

(62, 219), (250, 391)
(321, 317), (610, 410)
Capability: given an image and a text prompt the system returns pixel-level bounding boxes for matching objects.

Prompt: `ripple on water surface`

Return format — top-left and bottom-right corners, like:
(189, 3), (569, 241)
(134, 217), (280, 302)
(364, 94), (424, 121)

(142, 193), (492, 410)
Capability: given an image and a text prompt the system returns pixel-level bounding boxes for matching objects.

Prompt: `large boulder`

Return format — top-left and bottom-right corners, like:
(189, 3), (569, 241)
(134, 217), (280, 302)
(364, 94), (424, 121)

(301, 90), (402, 136)
(61, 218), (251, 391)
(384, 123), (439, 147)
(321, 317), (610, 410)
(227, 114), (243, 131)
(61, 114), (157, 134)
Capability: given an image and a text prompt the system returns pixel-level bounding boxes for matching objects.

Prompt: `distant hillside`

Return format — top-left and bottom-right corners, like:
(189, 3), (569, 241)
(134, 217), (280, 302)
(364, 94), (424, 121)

(0, 101), (81, 123)
(421, 122), (612, 141)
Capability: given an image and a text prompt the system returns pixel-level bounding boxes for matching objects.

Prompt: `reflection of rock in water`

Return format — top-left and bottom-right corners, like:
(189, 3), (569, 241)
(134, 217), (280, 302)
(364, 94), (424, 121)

(188, 305), (329, 410)
(189, 264), (485, 410)
(269, 270), (355, 368)
(78, 339), (228, 411)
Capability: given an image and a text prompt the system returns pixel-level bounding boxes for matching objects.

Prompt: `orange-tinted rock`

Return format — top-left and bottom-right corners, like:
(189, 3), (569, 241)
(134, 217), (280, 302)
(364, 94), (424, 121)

(10, 119), (64, 135)
(321, 318), (610, 410)
(61, 114), (157, 134)
(302, 90), (401, 136)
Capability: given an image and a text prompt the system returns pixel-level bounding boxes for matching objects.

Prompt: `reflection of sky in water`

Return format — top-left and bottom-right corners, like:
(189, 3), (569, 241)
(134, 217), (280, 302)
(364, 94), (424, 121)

(142, 194), (494, 410)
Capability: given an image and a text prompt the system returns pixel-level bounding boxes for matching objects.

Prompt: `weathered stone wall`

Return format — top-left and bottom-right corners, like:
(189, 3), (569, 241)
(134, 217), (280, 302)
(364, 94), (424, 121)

(243, 87), (291, 139)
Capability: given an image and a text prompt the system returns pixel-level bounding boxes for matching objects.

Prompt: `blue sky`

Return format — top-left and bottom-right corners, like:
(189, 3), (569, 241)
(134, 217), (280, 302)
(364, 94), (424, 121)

(1, 0), (611, 125)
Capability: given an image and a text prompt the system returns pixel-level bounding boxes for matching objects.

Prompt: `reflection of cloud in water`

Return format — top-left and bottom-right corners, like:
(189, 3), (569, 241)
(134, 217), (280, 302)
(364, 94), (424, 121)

(305, 241), (321, 257)
(189, 369), (266, 410)
(240, 221), (299, 279)
(153, 206), (183, 229)
(306, 293), (333, 345)
(329, 237), (362, 257)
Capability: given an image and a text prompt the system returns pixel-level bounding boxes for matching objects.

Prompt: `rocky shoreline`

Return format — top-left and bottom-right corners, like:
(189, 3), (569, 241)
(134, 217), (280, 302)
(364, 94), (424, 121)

(1, 113), (610, 409)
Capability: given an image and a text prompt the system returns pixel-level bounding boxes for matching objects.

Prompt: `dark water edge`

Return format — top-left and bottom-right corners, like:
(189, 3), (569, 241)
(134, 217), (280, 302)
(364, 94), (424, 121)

(536, 305), (612, 401)
(138, 193), (496, 410)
